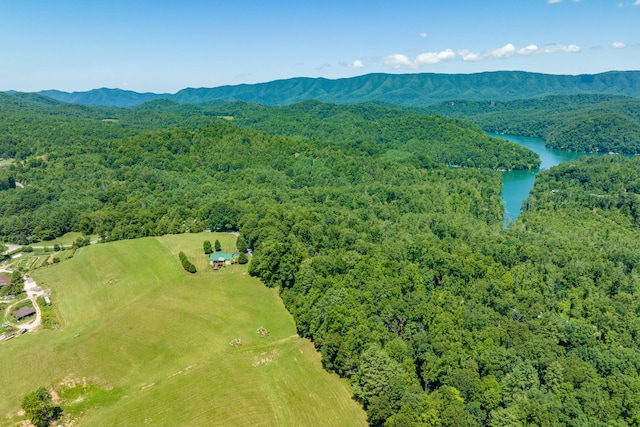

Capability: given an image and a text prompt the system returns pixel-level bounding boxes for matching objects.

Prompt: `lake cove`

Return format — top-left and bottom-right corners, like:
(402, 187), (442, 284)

(493, 134), (588, 224)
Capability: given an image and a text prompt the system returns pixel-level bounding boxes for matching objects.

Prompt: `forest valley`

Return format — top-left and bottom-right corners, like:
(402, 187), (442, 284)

(2, 92), (640, 426)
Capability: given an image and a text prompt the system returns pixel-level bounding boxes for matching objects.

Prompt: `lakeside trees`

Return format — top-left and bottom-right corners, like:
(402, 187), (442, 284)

(246, 156), (640, 425)
(425, 94), (640, 154)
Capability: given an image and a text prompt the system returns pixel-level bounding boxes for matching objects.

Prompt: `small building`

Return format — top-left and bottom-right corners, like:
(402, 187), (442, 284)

(12, 306), (36, 321)
(0, 274), (11, 288)
(209, 251), (239, 267)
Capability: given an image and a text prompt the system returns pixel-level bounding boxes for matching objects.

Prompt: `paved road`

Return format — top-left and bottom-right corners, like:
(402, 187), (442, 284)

(1, 244), (22, 255)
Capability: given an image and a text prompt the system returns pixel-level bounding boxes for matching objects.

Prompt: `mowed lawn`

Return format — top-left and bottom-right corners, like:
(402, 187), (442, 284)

(0, 233), (367, 426)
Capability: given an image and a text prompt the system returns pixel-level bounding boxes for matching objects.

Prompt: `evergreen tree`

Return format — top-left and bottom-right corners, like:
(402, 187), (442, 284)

(178, 251), (197, 273)
(236, 235), (248, 253)
(238, 252), (248, 264)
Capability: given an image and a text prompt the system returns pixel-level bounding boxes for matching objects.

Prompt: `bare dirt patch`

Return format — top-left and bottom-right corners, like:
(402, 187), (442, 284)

(252, 349), (278, 367)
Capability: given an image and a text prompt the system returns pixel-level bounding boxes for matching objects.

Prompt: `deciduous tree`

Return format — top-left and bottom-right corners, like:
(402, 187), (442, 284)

(21, 387), (61, 427)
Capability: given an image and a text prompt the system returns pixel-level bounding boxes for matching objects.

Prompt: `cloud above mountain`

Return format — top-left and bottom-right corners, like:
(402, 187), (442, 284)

(383, 43), (581, 69)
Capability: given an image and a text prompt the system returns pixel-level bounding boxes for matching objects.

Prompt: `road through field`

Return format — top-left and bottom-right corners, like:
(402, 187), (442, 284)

(21, 275), (44, 331)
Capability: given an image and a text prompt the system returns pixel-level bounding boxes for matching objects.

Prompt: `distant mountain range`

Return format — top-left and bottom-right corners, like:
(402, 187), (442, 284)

(25, 70), (640, 107)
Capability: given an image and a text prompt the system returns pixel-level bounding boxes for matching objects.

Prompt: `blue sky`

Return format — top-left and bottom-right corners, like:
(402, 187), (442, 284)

(1, 0), (639, 93)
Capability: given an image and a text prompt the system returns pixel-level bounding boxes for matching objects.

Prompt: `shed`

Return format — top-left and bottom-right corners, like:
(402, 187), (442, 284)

(0, 275), (11, 287)
(12, 306), (35, 321)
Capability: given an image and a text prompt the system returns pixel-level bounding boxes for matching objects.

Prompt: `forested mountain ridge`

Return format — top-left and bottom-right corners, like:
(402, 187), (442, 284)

(26, 70), (640, 107)
(425, 94), (640, 154)
(39, 88), (168, 108)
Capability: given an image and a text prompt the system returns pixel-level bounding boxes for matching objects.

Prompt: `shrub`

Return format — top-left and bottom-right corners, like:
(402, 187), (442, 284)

(178, 251), (197, 273)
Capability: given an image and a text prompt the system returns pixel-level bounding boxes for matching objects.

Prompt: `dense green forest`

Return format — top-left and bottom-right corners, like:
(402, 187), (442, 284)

(245, 154), (640, 426)
(0, 95), (509, 242)
(221, 100), (539, 170)
(3, 93), (640, 426)
(425, 94), (640, 154)
(35, 70), (640, 107)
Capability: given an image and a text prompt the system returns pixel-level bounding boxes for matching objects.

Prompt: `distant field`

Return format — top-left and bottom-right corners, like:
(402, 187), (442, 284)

(0, 232), (366, 426)
(37, 231), (99, 247)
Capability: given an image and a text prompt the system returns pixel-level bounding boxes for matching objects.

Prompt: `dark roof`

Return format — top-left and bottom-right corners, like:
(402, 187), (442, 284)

(0, 275), (11, 286)
(12, 306), (35, 320)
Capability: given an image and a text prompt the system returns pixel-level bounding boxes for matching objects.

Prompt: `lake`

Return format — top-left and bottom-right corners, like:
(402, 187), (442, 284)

(493, 134), (587, 225)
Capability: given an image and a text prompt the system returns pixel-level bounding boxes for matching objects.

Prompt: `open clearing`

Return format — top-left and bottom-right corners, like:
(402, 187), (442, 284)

(0, 232), (366, 426)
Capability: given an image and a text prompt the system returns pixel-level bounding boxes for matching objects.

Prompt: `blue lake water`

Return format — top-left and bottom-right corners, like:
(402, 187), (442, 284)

(492, 134), (588, 225)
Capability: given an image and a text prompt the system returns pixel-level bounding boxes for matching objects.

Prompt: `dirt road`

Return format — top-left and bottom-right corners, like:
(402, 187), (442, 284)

(1, 276), (44, 334)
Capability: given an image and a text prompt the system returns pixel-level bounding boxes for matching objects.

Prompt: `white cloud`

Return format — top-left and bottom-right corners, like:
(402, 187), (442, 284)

(635, 0), (640, 5)
(540, 44), (580, 53)
(384, 42), (580, 70)
(419, 33), (428, 38)
(517, 45), (539, 55)
(416, 49), (456, 64)
(459, 50), (482, 62)
(385, 50), (456, 68)
(348, 60), (365, 68)
(385, 54), (415, 68)
(612, 41), (626, 48)
(547, 0), (562, 3)
(486, 43), (517, 58)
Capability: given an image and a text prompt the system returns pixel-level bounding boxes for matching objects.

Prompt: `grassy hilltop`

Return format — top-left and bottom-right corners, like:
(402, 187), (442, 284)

(0, 232), (366, 426)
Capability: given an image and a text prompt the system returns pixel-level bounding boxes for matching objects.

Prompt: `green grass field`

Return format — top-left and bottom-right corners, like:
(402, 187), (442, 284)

(0, 232), (366, 426)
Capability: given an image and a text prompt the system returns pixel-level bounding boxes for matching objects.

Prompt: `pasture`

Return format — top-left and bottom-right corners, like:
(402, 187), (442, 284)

(0, 232), (366, 426)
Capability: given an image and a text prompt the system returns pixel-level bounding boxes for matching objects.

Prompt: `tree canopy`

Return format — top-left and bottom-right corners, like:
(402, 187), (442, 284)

(425, 94), (640, 154)
(21, 387), (61, 427)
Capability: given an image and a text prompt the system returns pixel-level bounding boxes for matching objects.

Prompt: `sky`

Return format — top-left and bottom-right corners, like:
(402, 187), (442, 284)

(1, 0), (639, 93)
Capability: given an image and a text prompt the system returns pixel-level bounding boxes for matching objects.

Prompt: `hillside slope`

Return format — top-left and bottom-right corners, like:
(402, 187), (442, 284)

(0, 233), (367, 426)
